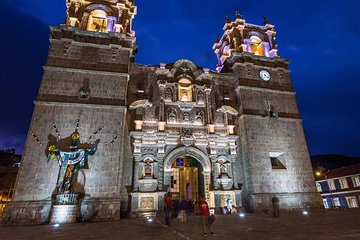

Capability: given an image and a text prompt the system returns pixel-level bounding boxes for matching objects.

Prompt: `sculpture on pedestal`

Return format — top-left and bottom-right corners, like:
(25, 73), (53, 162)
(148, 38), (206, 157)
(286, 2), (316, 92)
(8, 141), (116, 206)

(48, 132), (97, 204)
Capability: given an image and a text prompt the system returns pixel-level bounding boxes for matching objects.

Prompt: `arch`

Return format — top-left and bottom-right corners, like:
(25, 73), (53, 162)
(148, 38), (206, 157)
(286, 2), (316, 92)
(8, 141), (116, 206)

(87, 9), (108, 32)
(164, 147), (211, 172)
(250, 36), (265, 56)
(83, 4), (114, 16)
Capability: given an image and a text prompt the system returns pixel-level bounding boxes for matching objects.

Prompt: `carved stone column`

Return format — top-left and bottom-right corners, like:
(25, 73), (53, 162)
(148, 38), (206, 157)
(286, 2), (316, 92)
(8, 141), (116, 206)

(203, 171), (212, 203)
(205, 87), (213, 127)
(132, 155), (141, 191)
(157, 154), (165, 190)
(210, 156), (219, 190)
(158, 81), (166, 121)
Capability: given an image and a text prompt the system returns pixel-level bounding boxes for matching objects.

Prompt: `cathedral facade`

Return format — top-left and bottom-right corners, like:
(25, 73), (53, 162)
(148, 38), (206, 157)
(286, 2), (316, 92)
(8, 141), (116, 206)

(2, 0), (322, 224)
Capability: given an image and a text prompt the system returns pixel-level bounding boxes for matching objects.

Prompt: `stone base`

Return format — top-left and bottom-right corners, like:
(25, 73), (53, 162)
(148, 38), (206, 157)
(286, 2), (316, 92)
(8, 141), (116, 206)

(80, 197), (121, 221)
(247, 192), (324, 213)
(130, 192), (166, 217)
(0, 200), (52, 225)
(50, 205), (79, 224)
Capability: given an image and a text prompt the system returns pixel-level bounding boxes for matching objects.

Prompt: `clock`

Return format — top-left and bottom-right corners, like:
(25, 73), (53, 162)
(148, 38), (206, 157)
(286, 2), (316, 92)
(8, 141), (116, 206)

(259, 69), (271, 81)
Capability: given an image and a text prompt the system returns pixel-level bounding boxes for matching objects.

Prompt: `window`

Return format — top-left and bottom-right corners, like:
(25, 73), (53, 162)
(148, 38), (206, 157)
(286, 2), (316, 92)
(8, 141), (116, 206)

(316, 182), (322, 192)
(269, 152), (286, 170)
(322, 198), (329, 209)
(328, 180), (336, 191)
(87, 10), (108, 33)
(346, 197), (359, 208)
(333, 197), (340, 207)
(339, 178), (348, 189)
(352, 176), (360, 187)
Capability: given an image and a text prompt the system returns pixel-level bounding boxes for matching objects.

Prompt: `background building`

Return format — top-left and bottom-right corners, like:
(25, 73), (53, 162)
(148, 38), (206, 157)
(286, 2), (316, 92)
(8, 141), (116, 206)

(1, 0), (322, 224)
(0, 150), (21, 214)
(316, 164), (360, 209)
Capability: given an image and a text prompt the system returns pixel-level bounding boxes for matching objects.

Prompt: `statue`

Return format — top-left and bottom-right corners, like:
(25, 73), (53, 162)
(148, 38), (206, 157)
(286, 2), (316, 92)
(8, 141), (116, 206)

(142, 158), (154, 178)
(165, 88), (173, 102)
(183, 112), (190, 122)
(195, 111), (203, 125)
(48, 132), (97, 196)
(218, 160), (229, 177)
(197, 90), (205, 103)
(168, 108), (177, 123)
(181, 90), (189, 101)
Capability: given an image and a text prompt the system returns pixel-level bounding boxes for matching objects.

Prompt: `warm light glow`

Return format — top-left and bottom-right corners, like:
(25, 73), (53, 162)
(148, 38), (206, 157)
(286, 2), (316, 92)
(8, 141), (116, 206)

(250, 36), (265, 56)
(134, 120), (143, 131)
(316, 171), (321, 177)
(87, 10), (108, 33)
(178, 78), (192, 102)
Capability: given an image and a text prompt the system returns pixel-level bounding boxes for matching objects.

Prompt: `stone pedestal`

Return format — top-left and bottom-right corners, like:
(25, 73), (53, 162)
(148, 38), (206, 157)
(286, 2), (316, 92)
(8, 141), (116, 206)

(50, 205), (79, 224)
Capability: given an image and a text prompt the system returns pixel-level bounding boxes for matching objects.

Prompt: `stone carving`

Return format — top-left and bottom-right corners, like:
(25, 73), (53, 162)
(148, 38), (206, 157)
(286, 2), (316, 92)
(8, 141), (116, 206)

(140, 197), (154, 210)
(63, 41), (72, 56)
(141, 148), (157, 156)
(182, 128), (192, 138)
(197, 90), (205, 104)
(183, 112), (191, 122)
(165, 87), (173, 102)
(218, 159), (229, 177)
(111, 47), (119, 61)
(79, 78), (90, 100)
(167, 108), (177, 123)
(194, 111), (204, 125)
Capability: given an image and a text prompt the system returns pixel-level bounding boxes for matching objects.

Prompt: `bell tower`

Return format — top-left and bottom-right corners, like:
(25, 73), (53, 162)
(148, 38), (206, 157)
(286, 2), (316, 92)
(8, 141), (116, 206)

(65, 0), (137, 35)
(214, 13), (322, 212)
(1, 0), (139, 224)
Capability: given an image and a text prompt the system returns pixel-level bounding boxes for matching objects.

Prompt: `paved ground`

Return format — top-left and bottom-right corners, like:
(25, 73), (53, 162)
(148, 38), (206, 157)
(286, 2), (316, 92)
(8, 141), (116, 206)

(1, 211), (360, 240)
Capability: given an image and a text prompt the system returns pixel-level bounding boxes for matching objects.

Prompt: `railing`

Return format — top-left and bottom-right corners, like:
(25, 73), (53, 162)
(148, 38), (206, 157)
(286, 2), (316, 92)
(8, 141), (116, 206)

(55, 193), (80, 205)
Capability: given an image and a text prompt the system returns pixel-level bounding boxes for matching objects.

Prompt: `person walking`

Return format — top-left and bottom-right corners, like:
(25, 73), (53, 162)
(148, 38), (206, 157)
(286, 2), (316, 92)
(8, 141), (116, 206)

(198, 196), (214, 236)
(178, 196), (188, 222)
(226, 195), (233, 214)
(163, 193), (172, 225)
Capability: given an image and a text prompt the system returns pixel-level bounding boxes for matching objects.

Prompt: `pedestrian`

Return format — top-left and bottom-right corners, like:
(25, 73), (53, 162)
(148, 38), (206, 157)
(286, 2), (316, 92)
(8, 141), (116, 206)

(163, 193), (172, 225)
(178, 196), (188, 222)
(198, 196), (215, 236)
(272, 197), (279, 218)
(226, 195), (233, 215)
(173, 196), (180, 218)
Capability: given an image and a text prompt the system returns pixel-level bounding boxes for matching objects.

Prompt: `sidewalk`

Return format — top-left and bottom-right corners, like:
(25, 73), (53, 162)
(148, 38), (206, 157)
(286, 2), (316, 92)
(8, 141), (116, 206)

(1, 211), (360, 240)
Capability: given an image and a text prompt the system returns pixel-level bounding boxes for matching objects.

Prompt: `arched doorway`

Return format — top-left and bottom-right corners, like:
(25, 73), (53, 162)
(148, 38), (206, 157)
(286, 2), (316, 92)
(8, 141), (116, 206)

(163, 147), (211, 203)
(169, 156), (203, 202)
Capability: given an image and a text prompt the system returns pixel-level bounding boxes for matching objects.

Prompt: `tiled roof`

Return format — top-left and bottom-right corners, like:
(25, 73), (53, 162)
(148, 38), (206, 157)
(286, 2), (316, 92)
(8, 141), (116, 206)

(325, 164), (360, 179)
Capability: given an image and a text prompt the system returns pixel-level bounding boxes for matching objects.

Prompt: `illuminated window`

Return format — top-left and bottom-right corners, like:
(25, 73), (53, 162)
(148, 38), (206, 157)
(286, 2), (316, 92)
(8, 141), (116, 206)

(339, 178), (348, 189)
(87, 10), (107, 33)
(346, 197), (359, 208)
(322, 198), (329, 209)
(178, 78), (192, 102)
(333, 197), (340, 207)
(316, 182), (322, 192)
(250, 36), (265, 56)
(328, 180), (336, 191)
(352, 176), (360, 187)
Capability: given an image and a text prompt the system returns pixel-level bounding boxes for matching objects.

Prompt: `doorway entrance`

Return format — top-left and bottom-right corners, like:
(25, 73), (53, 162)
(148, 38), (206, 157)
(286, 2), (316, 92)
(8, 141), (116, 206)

(170, 156), (204, 203)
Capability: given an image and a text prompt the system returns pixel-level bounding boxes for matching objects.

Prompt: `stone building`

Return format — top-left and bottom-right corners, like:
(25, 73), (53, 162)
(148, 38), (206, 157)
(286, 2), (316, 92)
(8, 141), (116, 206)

(1, 1), (322, 224)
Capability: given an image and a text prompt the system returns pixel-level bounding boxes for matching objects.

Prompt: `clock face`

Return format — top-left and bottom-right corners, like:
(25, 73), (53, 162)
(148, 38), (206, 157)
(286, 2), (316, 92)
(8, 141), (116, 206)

(259, 70), (271, 81)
